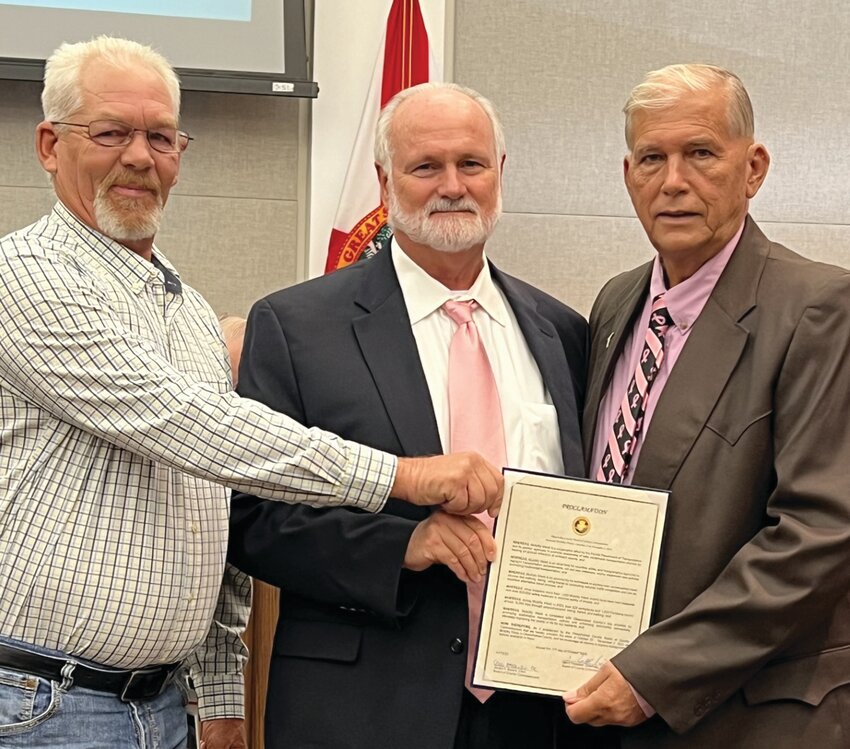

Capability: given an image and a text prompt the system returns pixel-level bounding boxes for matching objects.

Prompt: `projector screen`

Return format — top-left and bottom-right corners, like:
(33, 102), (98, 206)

(0, 0), (316, 96)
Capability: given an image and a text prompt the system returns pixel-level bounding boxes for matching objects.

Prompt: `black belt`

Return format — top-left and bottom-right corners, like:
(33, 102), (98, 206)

(0, 642), (180, 702)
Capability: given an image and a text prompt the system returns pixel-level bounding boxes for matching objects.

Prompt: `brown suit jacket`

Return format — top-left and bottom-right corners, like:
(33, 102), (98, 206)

(584, 218), (850, 749)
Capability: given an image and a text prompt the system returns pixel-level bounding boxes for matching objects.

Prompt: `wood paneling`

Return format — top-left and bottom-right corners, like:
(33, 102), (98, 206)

(242, 580), (279, 749)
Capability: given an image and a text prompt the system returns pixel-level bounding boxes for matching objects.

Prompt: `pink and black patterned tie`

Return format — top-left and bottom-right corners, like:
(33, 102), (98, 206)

(597, 295), (673, 484)
(443, 299), (505, 702)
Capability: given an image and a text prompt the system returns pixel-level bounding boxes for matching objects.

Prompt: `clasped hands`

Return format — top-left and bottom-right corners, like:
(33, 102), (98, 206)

(396, 451), (501, 583)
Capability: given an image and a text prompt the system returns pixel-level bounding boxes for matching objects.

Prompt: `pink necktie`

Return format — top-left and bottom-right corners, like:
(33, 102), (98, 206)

(444, 299), (506, 703)
(597, 294), (673, 484)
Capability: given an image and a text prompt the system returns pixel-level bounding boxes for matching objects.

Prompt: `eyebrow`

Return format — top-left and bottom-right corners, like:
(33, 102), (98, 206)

(96, 114), (179, 129)
(633, 137), (721, 155)
(406, 151), (494, 165)
(684, 138), (720, 149)
(631, 143), (661, 157)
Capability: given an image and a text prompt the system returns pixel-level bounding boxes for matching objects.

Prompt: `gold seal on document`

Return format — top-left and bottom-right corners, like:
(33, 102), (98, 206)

(572, 516), (591, 536)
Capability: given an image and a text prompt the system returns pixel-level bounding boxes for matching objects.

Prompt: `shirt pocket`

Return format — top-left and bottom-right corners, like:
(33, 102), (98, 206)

(509, 402), (563, 473)
(705, 409), (773, 447)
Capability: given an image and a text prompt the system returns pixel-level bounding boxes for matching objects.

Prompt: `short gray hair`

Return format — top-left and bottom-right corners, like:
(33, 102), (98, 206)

(623, 64), (754, 148)
(374, 82), (506, 172)
(42, 36), (181, 123)
(218, 314), (246, 345)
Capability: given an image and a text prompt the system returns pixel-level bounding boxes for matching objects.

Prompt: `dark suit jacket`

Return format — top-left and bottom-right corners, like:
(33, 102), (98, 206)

(229, 246), (588, 749)
(584, 218), (850, 749)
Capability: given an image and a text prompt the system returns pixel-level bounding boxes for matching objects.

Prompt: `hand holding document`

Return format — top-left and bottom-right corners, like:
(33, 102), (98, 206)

(472, 470), (668, 696)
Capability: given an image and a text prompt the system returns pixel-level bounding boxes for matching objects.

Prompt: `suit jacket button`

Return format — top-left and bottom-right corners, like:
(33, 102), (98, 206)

(450, 637), (465, 654)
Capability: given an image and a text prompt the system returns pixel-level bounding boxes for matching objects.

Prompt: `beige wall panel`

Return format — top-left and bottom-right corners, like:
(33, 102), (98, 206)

(486, 213), (653, 317)
(454, 2), (850, 226)
(156, 196), (298, 318)
(760, 220), (850, 271)
(0, 186), (58, 236)
(177, 91), (299, 201)
(0, 80), (48, 188)
(487, 213), (850, 319)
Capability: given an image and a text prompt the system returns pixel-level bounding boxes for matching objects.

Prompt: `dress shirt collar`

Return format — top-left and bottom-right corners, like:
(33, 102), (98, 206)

(390, 237), (509, 327)
(51, 201), (182, 294)
(650, 220), (745, 333)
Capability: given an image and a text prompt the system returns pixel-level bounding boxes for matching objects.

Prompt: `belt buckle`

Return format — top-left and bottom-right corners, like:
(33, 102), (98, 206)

(119, 666), (173, 702)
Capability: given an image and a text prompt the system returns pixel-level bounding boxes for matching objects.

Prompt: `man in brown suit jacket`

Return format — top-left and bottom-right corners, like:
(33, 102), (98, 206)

(564, 63), (850, 748)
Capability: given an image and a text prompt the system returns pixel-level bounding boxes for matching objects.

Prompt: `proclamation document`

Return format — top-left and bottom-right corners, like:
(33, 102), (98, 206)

(472, 470), (668, 696)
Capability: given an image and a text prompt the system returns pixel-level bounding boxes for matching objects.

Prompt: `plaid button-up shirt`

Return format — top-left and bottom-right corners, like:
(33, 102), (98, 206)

(0, 202), (395, 717)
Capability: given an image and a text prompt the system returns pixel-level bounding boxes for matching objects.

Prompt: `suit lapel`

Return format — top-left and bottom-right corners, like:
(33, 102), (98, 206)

(632, 218), (767, 489)
(493, 266), (584, 474)
(352, 249), (443, 457)
(630, 300), (748, 488)
(583, 266), (652, 464)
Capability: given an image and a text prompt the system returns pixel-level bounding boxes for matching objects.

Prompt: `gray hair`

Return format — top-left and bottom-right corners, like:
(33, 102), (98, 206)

(218, 314), (246, 345)
(374, 82), (506, 172)
(42, 35), (181, 123)
(623, 64), (754, 148)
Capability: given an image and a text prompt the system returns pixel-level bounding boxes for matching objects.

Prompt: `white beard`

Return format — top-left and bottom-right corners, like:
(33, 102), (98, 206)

(386, 189), (501, 253)
(94, 183), (163, 242)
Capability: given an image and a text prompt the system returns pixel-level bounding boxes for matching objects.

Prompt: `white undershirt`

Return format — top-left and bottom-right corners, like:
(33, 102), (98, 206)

(391, 240), (563, 474)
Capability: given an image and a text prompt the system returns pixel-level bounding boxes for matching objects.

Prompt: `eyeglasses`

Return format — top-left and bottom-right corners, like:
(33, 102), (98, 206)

(51, 119), (193, 154)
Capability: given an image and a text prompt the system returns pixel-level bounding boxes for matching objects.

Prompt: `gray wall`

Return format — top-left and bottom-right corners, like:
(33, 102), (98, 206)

(0, 79), (300, 317)
(454, 1), (850, 316)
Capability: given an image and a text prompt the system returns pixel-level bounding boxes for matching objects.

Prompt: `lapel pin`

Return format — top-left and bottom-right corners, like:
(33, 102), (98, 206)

(605, 331), (615, 349)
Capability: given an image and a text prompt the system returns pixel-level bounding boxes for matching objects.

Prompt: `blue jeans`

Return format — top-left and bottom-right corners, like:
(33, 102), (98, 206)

(0, 637), (188, 748)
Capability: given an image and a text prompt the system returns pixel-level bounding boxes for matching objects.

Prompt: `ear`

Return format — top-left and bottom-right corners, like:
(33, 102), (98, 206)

(376, 162), (390, 205)
(622, 154), (631, 183)
(745, 143), (770, 199)
(36, 121), (60, 175)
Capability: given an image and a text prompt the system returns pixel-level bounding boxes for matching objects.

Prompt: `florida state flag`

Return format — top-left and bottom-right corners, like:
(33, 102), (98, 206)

(323, 0), (436, 274)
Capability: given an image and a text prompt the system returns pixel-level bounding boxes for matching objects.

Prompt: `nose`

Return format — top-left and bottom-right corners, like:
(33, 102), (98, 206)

(438, 166), (466, 200)
(119, 130), (155, 169)
(661, 155), (688, 196)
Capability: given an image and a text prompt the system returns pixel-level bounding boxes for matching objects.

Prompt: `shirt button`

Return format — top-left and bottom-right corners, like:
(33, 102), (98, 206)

(191, 523), (199, 534)
(449, 637), (464, 654)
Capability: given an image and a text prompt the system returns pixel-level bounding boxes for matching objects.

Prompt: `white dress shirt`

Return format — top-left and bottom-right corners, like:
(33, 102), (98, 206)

(391, 240), (563, 473)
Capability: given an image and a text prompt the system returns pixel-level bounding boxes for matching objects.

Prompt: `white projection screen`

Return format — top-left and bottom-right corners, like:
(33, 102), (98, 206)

(0, 0), (316, 95)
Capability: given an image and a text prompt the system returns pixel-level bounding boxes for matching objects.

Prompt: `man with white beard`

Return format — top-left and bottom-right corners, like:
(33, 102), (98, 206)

(228, 83), (613, 749)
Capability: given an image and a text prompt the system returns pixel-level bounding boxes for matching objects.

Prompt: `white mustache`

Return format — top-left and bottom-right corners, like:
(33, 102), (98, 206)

(103, 173), (160, 195)
(426, 197), (480, 214)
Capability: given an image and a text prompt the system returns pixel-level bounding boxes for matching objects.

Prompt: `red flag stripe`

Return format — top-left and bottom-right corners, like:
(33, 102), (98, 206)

(381, 0), (429, 108)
